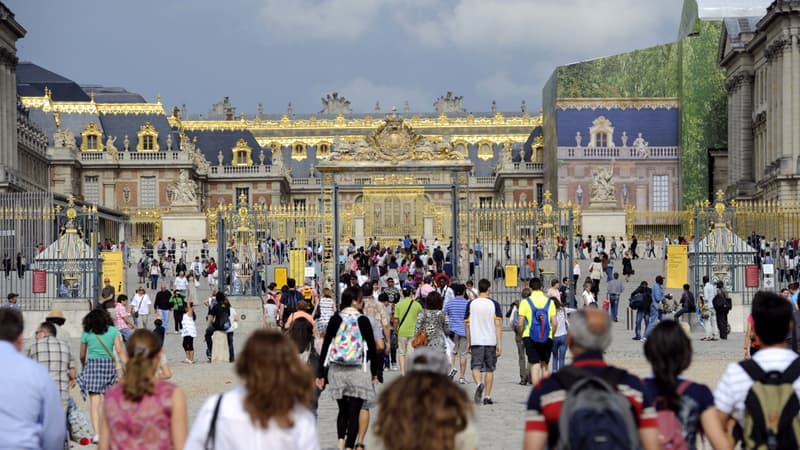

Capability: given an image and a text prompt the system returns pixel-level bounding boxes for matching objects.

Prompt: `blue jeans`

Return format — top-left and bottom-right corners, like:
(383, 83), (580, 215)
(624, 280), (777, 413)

(644, 307), (659, 338)
(552, 334), (568, 372)
(634, 309), (646, 338)
(158, 308), (170, 332)
(609, 294), (620, 321)
(150, 274), (159, 290)
(605, 267), (614, 282)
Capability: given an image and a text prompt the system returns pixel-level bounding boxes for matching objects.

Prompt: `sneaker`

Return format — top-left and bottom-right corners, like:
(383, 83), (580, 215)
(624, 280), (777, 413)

(483, 397), (494, 405)
(390, 365), (399, 371)
(474, 383), (484, 404)
(448, 368), (458, 379)
(641, 338), (647, 343)
(632, 336), (641, 340)
(459, 377), (466, 384)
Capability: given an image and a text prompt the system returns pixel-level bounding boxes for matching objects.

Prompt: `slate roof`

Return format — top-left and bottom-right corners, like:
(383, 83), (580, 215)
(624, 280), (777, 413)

(17, 62), (90, 101)
(185, 130), (266, 165)
(81, 85), (147, 103)
(98, 114), (176, 152)
(723, 17), (761, 48)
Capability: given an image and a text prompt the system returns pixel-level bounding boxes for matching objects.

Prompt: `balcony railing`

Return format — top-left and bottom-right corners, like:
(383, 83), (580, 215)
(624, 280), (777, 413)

(557, 146), (678, 160)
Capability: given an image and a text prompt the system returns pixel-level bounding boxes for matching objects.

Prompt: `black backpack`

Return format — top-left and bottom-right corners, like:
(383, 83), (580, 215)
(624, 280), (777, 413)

(736, 358), (800, 450)
(281, 290), (303, 324)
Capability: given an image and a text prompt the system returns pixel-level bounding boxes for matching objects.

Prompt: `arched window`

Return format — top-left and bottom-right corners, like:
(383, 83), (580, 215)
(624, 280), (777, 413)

(317, 143), (330, 157)
(232, 139), (252, 166)
(136, 122), (160, 152)
(291, 143), (307, 161)
(80, 122), (103, 152)
(588, 116), (615, 148)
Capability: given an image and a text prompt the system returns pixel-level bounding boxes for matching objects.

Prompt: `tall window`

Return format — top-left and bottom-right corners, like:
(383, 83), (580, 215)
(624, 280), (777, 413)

(86, 135), (98, 150)
(595, 132), (607, 147)
(142, 135), (155, 151)
(293, 198), (306, 210)
(139, 176), (156, 208)
(536, 183), (544, 205)
(84, 176), (100, 205)
(236, 187), (250, 208)
(479, 196), (494, 208)
(652, 175), (669, 211)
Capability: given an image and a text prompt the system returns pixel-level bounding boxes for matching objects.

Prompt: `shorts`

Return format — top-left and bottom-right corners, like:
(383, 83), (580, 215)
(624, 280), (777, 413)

(362, 385), (377, 410)
(470, 345), (497, 372)
(182, 336), (194, 351)
(523, 338), (553, 364)
(397, 336), (414, 356)
(452, 335), (468, 357)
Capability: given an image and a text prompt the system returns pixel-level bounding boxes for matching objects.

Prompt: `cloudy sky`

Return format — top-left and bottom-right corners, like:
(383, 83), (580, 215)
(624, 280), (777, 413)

(8, 0), (689, 115)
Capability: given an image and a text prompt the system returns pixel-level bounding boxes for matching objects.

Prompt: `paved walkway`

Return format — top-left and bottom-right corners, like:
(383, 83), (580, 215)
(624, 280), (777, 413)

(63, 256), (746, 449)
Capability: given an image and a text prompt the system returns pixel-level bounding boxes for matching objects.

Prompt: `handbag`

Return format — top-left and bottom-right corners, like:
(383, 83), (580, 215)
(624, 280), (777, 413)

(67, 397), (92, 443)
(204, 394), (224, 450)
(411, 310), (429, 348)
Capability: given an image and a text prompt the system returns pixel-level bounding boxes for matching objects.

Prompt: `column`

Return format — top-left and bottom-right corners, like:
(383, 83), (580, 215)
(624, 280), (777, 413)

(740, 74), (754, 185)
(792, 35), (800, 169)
(782, 43), (792, 170)
(0, 61), (9, 172)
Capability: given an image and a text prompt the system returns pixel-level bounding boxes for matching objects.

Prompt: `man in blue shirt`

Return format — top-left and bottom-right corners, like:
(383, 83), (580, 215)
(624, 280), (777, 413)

(443, 283), (470, 383)
(644, 275), (665, 341)
(0, 307), (66, 449)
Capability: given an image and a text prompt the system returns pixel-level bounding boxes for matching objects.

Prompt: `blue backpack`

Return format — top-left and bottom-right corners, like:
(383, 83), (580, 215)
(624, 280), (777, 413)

(526, 297), (552, 343)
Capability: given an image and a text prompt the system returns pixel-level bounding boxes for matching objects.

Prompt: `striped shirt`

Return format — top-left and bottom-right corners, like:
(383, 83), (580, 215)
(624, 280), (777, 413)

(443, 295), (469, 337)
(525, 353), (657, 447)
(714, 347), (800, 426)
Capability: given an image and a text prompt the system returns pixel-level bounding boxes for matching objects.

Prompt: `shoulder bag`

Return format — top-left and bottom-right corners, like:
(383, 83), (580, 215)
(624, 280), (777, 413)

(204, 394), (224, 450)
(94, 333), (123, 381)
(411, 309), (429, 348)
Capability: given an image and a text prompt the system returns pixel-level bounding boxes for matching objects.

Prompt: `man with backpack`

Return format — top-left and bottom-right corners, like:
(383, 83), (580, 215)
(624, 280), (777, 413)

(279, 278), (304, 329)
(517, 277), (557, 387)
(523, 308), (659, 450)
(714, 290), (800, 449)
(630, 281), (652, 341)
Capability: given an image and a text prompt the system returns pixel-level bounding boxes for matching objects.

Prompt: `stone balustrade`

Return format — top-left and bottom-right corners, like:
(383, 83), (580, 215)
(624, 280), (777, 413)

(557, 146), (678, 159)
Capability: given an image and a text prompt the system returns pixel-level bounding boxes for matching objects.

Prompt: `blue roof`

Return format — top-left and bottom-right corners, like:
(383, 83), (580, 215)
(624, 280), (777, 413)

(16, 62), (90, 102)
(186, 130), (265, 165)
(98, 114), (176, 151)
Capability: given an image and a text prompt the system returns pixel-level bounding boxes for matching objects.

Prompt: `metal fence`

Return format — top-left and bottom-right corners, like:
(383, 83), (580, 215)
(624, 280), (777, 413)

(0, 194), (101, 310)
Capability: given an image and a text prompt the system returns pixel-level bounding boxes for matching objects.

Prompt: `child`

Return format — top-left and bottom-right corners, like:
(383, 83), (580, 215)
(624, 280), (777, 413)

(181, 301), (197, 364)
(153, 318), (165, 345)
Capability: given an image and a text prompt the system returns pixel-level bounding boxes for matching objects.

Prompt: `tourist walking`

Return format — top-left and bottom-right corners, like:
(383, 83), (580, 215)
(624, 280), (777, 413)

(130, 287), (152, 328)
(181, 301), (197, 364)
(465, 279), (502, 405)
(393, 287), (422, 375)
(99, 329), (188, 449)
(712, 281), (731, 340)
(316, 287), (337, 335)
(414, 291), (450, 354)
(113, 295), (135, 342)
(517, 278), (556, 387)
(443, 283), (470, 383)
(77, 309), (128, 444)
(643, 276), (666, 341)
(317, 286), (380, 450)
(622, 250), (634, 281)
(551, 295), (574, 373)
(367, 348), (477, 450)
(0, 308), (66, 449)
(606, 272), (624, 322)
(701, 276), (719, 340)
(642, 320), (730, 450)
(523, 309), (659, 450)
(186, 330), (320, 449)
(631, 281), (652, 341)
(27, 321), (75, 411)
(153, 284), (173, 333)
(508, 296), (529, 385)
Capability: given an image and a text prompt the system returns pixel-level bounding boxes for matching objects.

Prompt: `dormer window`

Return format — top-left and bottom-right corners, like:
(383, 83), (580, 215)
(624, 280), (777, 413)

(317, 143), (330, 156)
(232, 138), (252, 166)
(80, 122), (103, 152)
(588, 116), (615, 148)
(291, 142), (307, 161)
(136, 122), (160, 152)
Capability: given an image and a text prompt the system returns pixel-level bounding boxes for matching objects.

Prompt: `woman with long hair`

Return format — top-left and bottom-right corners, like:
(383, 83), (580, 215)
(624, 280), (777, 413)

(317, 286), (380, 450)
(643, 320), (729, 450)
(414, 291), (450, 354)
(368, 348), (476, 450)
(185, 330), (319, 449)
(551, 295), (575, 373)
(77, 309), (128, 444)
(99, 330), (187, 449)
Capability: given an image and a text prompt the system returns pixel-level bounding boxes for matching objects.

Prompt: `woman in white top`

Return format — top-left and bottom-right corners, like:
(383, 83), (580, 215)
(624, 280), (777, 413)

(184, 330), (320, 450)
(174, 271), (188, 294)
(581, 282), (596, 308)
(551, 296), (576, 373)
(181, 301), (197, 364)
(130, 286), (152, 329)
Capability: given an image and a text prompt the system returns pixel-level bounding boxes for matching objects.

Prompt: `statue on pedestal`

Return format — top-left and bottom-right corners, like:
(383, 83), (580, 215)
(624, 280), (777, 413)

(633, 132), (649, 158)
(575, 132), (582, 147)
(576, 185), (584, 205)
(166, 134), (173, 151)
(106, 136), (118, 161)
(123, 135), (130, 152)
(621, 131), (628, 147)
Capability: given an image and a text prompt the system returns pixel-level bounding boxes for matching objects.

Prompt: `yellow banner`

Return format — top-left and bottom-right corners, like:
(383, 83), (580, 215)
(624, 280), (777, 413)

(101, 251), (125, 296)
(666, 244), (688, 289)
(290, 249), (306, 282)
(274, 266), (288, 289)
(504, 265), (519, 288)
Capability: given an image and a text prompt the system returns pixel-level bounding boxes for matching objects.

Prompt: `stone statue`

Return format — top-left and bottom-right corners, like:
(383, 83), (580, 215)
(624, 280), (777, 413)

(590, 167), (616, 202)
(521, 100), (527, 113)
(495, 143), (513, 172)
(576, 185), (584, 205)
(621, 131), (628, 147)
(433, 91), (465, 114)
(106, 136), (118, 161)
(287, 102), (293, 116)
(621, 183), (629, 203)
(259, 149), (265, 166)
(53, 128), (77, 149)
(374, 101), (381, 113)
(166, 133), (173, 151)
(271, 147), (285, 175)
(167, 169), (198, 206)
(403, 101), (410, 114)
(491, 100), (497, 114)
(217, 150), (224, 166)
(633, 132), (649, 158)
(575, 132), (583, 147)
(320, 92), (352, 115)
(123, 135), (130, 151)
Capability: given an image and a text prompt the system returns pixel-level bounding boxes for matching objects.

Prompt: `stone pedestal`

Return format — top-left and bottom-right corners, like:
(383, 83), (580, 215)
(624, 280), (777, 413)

(581, 208), (626, 239)
(162, 209), (207, 252)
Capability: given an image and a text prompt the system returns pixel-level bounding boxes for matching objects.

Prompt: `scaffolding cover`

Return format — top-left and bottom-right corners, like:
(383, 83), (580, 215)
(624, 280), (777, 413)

(697, 0), (771, 20)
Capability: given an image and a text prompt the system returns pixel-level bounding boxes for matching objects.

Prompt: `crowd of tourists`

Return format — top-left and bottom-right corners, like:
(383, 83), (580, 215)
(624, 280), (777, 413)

(8, 232), (800, 449)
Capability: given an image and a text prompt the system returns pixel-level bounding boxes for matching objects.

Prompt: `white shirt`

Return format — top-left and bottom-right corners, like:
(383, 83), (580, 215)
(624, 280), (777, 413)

(714, 348), (800, 427)
(184, 387), (320, 450)
(174, 276), (188, 291)
(131, 293), (152, 315)
(573, 264), (581, 277)
(181, 314), (197, 338)
(703, 282), (717, 307)
(466, 297), (502, 346)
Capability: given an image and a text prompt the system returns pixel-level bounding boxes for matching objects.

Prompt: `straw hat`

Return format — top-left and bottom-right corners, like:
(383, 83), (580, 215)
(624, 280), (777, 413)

(46, 307), (66, 325)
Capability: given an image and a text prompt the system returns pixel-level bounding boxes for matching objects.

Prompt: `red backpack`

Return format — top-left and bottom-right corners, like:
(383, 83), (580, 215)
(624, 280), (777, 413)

(657, 380), (691, 450)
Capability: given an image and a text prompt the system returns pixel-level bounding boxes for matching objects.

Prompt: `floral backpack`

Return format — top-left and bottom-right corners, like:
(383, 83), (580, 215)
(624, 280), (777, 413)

(325, 310), (366, 369)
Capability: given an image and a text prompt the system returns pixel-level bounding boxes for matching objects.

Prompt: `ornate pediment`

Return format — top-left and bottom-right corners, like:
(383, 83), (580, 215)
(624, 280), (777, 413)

(328, 114), (465, 163)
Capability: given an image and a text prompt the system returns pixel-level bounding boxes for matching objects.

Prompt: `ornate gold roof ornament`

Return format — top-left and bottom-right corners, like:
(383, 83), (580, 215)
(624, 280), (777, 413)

(80, 122), (103, 152)
(232, 138), (253, 166)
